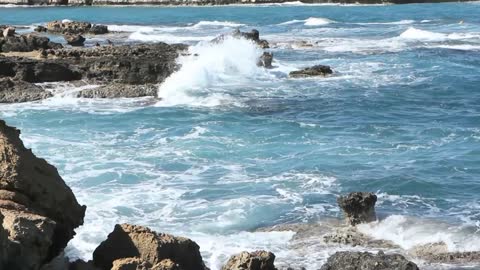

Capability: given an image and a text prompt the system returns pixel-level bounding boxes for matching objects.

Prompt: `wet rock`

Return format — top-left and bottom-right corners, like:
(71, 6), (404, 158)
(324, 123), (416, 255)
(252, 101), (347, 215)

(409, 242), (480, 264)
(92, 224), (207, 270)
(77, 84), (158, 98)
(65, 34), (86, 46)
(289, 65), (333, 78)
(222, 250), (277, 270)
(34, 25), (48, 32)
(213, 29), (269, 48)
(320, 251), (419, 270)
(337, 192), (377, 226)
(0, 120), (86, 270)
(323, 226), (398, 249)
(3, 27), (15, 38)
(257, 52), (273, 68)
(0, 77), (52, 103)
(46, 20), (109, 35)
(0, 34), (63, 52)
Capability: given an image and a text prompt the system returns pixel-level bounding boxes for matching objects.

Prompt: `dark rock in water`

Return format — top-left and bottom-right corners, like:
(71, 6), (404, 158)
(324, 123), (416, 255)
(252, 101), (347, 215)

(213, 29), (270, 48)
(90, 24), (109, 35)
(2, 27), (15, 38)
(289, 65), (333, 78)
(0, 78), (52, 103)
(46, 20), (109, 35)
(92, 223), (207, 270)
(34, 25), (48, 32)
(320, 251), (419, 270)
(337, 192), (377, 226)
(0, 34), (63, 52)
(0, 120), (86, 270)
(65, 34), (86, 46)
(257, 52), (273, 68)
(222, 250), (277, 270)
(69, 259), (101, 270)
(77, 84), (158, 98)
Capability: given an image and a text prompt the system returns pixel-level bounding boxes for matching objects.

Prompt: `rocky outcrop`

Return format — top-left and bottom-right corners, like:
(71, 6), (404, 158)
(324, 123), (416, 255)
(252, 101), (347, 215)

(0, 78), (52, 103)
(3, 27), (15, 38)
(64, 34), (86, 46)
(77, 84), (158, 98)
(46, 20), (109, 35)
(289, 65), (333, 78)
(0, 120), (86, 270)
(257, 52), (273, 68)
(0, 33), (63, 52)
(320, 251), (419, 270)
(222, 250), (277, 270)
(337, 192), (377, 226)
(92, 224), (207, 270)
(213, 29), (269, 49)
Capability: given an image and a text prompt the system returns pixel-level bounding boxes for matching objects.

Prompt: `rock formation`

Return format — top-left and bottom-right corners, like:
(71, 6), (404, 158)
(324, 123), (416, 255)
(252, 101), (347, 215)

(92, 223), (207, 270)
(0, 77), (52, 103)
(64, 34), (86, 46)
(46, 20), (109, 35)
(0, 120), (86, 270)
(0, 33), (62, 52)
(257, 52), (273, 68)
(320, 251), (419, 270)
(222, 250), (277, 270)
(337, 192), (377, 226)
(289, 65), (333, 78)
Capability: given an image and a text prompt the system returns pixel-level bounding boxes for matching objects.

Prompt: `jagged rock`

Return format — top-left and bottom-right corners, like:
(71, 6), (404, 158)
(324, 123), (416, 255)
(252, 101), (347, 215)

(92, 224), (207, 270)
(289, 65), (333, 78)
(337, 192), (377, 226)
(3, 27), (15, 38)
(320, 251), (419, 270)
(213, 29), (269, 48)
(0, 212), (8, 267)
(409, 242), (480, 264)
(0, 120), (86, 270)
(34, 26), (48, 32)
(46, 20), (108, 35)
(323, 226), (398, 249)
(222, 250), (277, 270)
(0, 34), (63, 52)
(257, 52), (273, 68)
(76, 84), (158, 98)
(65, 35), (86, 46)
(111, 257), (153, 270)
(0, 78), (52, 103)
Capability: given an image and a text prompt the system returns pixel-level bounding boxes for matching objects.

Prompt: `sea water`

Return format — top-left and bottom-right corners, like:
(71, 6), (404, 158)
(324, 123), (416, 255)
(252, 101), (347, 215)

(1, 3), (480, 269)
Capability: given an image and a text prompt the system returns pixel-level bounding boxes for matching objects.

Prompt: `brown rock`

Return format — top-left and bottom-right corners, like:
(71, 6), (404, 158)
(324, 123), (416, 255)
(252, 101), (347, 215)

(0, 78), (52, 103)
(222, 250), (276, 270)
(320, 251), (419, 270)
(92, 224), (206, 270)
(0, 120), (86, 270)
(289, 65), (333, 78)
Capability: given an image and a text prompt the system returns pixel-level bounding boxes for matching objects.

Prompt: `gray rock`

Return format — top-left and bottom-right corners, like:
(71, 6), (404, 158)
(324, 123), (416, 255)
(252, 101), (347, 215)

(90, 24), (109, 35)
(34, 25), (47, 32)
(257, 52), (273, 68)
(289, 65), (333, 78)
(77, 84), (158, 98)
(46, 20), (109, 35)
(2, 27), (15, 38)
(337, 192), (377, 226)
(0, 34), (63, 52)
(320, 251), (419, 270)
(0, 78), (52, 103)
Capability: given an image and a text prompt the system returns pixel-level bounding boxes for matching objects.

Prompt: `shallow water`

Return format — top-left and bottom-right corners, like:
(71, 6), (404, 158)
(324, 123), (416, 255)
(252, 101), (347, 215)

(1, 3), (480, 269)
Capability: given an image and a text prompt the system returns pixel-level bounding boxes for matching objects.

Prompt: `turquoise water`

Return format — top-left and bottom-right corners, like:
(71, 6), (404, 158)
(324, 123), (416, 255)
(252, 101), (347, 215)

(1, 3), (480, 269)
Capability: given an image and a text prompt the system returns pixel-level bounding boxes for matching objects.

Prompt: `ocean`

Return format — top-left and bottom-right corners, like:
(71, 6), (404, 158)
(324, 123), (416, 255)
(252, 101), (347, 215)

(1, 2), (480, 269)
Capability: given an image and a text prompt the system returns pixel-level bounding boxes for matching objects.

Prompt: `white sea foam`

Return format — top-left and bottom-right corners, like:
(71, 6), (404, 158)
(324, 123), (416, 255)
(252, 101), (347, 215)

(192, 20), (246, 28)
(129, 31), (215, 43)
(358, 215), (480, 252)
(279, 17), (334, 26)
(157, 36), (266, 107)
(356, 19), (415, 25)
(399, 27), (480, 42)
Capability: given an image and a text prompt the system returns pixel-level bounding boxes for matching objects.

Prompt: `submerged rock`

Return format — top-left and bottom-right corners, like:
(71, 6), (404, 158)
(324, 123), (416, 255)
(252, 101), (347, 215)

(0, 120), (86, 270)
(320, 251), (419, 270)
(92, 224), (207, 270)
(337, 192), (377, 226)
(222, 250), (277, 270)
(0, 77), (52, 103)
(289, 65), (333, 78)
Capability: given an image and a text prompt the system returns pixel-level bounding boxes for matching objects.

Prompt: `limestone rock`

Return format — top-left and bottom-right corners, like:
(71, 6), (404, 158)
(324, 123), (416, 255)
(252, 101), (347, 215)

(76, 84), (158, 98)
(337, 192), (377, 226)
(222, 250), (276, 270)
(320, 251), (419, 270)
(92, 224), (206, 270)
(289, 65), (333, 78)
(0, 120), (86, 270)
(46, 20), (109, 35)
(0, 34), (62, 52)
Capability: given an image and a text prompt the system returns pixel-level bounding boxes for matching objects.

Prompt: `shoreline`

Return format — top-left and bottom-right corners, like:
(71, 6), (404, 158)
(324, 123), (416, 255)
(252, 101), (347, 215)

(0, 0), (477, 7)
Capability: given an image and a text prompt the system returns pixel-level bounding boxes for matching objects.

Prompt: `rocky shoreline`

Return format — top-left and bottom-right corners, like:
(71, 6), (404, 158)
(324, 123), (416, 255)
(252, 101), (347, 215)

(1, 119), (480, 269)
(0, 0), (475, 6)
